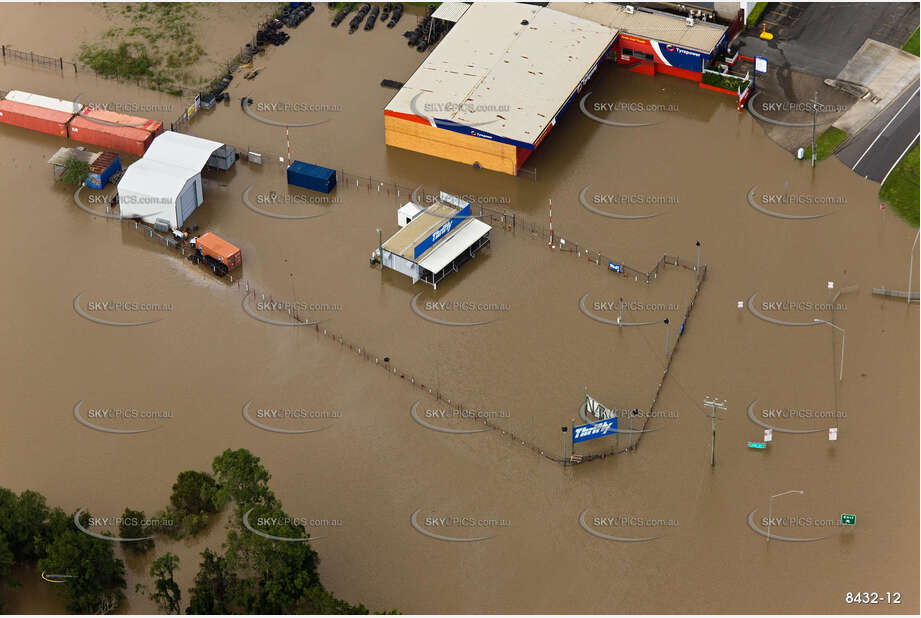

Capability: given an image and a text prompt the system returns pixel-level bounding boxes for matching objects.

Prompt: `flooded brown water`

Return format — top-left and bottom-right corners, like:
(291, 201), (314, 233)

(1, 4), (918, 614)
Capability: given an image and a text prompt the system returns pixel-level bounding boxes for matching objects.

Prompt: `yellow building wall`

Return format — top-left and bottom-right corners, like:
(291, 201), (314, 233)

(384, 115), (518, 176)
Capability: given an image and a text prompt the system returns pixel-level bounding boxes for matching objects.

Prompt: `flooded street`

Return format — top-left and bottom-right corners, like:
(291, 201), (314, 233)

(1, 4), (918, 614)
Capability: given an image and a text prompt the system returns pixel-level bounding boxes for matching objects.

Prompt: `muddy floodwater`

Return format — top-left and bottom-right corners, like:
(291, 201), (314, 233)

(0, 4), (918, 614)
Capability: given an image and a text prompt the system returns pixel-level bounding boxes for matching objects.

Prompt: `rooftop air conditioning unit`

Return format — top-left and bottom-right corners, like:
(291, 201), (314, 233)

(624, 5), (635, 14)
(685, 16), (695, 26)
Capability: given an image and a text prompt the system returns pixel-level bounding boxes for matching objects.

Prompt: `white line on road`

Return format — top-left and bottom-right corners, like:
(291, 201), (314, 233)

(881, 132), (920, 186)
(852, 85), (920, 172)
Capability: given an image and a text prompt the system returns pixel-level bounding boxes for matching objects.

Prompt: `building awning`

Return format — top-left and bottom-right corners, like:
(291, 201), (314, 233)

(417, 218), (491, 274)
(432, 2), (470, 22)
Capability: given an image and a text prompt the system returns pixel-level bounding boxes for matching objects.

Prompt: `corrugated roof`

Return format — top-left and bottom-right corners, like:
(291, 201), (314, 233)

(386, 3), (617, 146)
(549, 3), (727, 53)
(47, 147), (99, 167)
(432, 2), (470, 23)
(5, 90), (81, 114)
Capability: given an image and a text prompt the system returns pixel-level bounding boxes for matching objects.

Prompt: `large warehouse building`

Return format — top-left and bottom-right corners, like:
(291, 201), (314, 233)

(384, 3), (731, 175)
(384, 3), (618, 175)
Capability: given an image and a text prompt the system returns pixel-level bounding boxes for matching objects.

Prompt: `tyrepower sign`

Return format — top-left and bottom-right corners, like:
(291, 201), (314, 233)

(572, 418), (618, 444)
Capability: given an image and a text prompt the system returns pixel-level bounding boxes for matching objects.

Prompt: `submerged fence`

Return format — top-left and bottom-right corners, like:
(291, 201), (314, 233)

(89, 157), (709, 467)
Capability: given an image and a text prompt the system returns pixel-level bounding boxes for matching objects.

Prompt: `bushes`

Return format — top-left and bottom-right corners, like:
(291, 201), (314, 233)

(701, 70), (751, 93)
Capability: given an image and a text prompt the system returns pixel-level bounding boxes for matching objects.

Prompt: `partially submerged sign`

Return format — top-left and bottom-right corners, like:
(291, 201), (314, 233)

(573, 418), (618, 444)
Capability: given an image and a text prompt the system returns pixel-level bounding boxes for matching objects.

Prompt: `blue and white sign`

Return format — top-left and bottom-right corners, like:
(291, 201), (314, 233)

(413, 203), (471, 259)
(755, 56), (768, 74)
(573, 418), (618, 444)
(608, 262), (623, 273)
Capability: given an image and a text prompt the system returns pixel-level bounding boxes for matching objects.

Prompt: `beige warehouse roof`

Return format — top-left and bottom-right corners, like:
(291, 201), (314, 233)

(549, 3), (727, 53)
(386, 3), (618, 145)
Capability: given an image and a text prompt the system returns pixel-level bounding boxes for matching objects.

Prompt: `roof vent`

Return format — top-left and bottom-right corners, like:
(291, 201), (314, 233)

(624, 5), (635, 14)
(685, 16), (695, 26)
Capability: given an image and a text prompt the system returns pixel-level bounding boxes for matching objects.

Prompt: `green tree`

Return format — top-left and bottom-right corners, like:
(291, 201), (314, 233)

(149, 552), (181, 614)
(185, 548), (235, 614)
(169, 471), (219, 536)
(59, 158), (91, 186)
(294, 584), (371, 614)
(211, 449), (278, 516)
(119, 508), (154, 554)
(221, 504), (321, 613)
(37, 511), (126, 614)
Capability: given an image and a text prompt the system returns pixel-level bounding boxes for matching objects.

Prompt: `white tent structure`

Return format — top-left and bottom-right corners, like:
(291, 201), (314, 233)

(117, 131), (224, 229)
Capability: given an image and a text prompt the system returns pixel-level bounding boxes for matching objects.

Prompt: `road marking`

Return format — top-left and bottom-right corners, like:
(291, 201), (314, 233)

(852, 86), (919, 172)
(880, 132), (920, 186)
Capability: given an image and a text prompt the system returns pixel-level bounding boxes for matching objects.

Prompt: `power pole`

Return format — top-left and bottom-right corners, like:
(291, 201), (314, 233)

(811, 91), (817, 168)
(704, 396), (727, 466)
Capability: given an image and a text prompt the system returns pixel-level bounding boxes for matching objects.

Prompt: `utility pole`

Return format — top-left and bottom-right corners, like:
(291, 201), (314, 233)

(377, 228), (383, 270)
(909, 229), (919, 305)
(811, 91), (817, 168)
(560, 425), (567, 464)
(696, 240), (701, 273)
(664, 318), (670, 359)
(704, 396), (727, 466)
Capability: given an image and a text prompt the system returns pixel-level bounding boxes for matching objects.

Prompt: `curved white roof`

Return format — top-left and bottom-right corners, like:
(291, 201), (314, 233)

(117, 131), (223, 225)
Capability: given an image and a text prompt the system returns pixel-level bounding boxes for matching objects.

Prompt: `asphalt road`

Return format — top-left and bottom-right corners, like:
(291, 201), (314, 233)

(837, 81), (920, 183)
(739, 2), (920, 78)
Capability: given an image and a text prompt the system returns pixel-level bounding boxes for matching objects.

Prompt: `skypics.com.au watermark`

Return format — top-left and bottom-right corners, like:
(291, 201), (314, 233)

(411, 508), (510, 542)
(591, 299), (682, 312)
(588, 192), (679, 206)
(759, 299), (847, 312)
(254, 300), (342, 313)
(758, 193), (847, 206)
(760, 408), (847, 420)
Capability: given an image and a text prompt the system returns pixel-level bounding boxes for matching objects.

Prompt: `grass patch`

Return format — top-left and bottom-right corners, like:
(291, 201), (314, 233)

(78, 3), (203, 95)
(903, 27), (920, 56)
(880, 142), (920, 227)
(803, 126), (848, 162)
(746, 2), (768, 26)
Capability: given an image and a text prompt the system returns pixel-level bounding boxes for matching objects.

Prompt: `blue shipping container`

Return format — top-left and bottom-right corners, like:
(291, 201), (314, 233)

(85, 153), (121, 190)
(287, 160), (337, 194)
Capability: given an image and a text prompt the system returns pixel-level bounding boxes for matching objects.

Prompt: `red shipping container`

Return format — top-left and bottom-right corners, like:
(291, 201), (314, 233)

(67, 115), (154, 156)
(0, 100), (71, 137)
(80, 106), (163, 135)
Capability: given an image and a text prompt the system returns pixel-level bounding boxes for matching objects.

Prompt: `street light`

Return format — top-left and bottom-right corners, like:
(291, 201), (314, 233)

(909, 229), (919, 305)
(813, 318), (845, 382)
(768, 489), (804, 542)
(664, 318), (670, 359)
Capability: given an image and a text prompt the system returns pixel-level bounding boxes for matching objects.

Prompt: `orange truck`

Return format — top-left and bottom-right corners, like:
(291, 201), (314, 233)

(192, 232), (242, 277)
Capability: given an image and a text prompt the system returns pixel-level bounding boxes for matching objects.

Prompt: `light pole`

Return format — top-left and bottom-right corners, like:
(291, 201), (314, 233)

(909, 229), (919, 305)
(812, 318), (845, 382)
(811, 91), (817, 168)
(376, 228), (383, 270)
(664, 318), (670, 359)
(703, 396), (726, 466)
(696, 240), (701, 273)
(768, 489), (804, 542)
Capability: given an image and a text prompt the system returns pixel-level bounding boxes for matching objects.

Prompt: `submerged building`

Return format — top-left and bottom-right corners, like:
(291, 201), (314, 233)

(384, 3), (732, 175)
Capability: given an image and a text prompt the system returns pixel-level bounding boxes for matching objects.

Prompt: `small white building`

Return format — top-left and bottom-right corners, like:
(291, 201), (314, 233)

(117, 131), (224, 229)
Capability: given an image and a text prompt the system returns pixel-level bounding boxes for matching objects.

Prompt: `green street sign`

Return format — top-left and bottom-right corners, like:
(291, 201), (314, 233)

(747, 441), (767, 449)
(841, 514), (856, 526)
